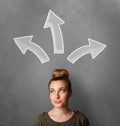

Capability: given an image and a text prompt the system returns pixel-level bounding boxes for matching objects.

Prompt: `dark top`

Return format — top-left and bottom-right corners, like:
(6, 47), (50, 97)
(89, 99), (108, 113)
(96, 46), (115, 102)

(34, 111), (89, 126)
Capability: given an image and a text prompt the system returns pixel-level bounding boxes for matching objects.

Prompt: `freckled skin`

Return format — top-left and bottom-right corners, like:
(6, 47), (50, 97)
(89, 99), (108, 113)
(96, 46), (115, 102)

(49, 80), (72, 108)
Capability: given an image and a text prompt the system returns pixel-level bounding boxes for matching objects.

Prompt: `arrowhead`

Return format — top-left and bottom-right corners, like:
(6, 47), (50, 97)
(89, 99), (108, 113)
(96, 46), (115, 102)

(43, 10), (65, 28)
(88, 38), (107, 59)
(13, 35), (33, 54)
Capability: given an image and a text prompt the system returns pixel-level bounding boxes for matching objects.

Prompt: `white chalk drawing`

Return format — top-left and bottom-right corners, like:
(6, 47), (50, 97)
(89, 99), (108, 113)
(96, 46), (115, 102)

(44, 10), (65, 54)
(13, 35), (50, 64)
(14, 10), (107, 64)
(67, 38), (107, 64)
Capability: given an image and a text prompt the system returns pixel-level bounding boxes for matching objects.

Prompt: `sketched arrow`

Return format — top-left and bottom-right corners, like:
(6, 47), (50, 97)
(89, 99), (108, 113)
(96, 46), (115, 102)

(67, 38), (107, 64)
(44, 10), (65, 54)
(13, 35), (50, 64)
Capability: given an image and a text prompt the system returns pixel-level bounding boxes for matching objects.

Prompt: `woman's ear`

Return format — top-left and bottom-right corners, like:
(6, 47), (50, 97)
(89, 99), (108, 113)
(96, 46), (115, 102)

(68, 90), (72, 97)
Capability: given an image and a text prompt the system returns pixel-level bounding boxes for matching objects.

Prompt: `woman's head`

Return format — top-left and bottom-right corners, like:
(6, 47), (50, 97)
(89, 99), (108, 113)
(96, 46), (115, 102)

(48, 69), (72, 108)
(48, 69), (72, 91)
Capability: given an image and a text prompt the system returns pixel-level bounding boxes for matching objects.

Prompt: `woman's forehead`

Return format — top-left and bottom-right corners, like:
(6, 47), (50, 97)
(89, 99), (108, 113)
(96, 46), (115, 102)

(49, 80), (67, 88)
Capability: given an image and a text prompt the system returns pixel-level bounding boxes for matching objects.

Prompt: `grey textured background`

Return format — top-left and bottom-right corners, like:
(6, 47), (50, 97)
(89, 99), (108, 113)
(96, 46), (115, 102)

(0, 0), (120, 126)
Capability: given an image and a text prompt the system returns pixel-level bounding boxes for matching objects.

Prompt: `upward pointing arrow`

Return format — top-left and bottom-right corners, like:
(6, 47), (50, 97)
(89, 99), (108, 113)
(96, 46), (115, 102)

(44, 10), (65, 54)
(13, 35), (50, 64)
(67, 38), (107, 64)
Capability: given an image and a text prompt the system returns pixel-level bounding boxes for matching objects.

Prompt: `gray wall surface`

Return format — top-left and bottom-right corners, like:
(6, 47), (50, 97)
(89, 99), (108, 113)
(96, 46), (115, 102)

(0, 0), (120, 126)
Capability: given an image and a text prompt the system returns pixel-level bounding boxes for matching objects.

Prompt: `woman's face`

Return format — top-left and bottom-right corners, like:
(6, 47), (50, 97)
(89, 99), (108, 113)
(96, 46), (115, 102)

(49, 80), (72, 108)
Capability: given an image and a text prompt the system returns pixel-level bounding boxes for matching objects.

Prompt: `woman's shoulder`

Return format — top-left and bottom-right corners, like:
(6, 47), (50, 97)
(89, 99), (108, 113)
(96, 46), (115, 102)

(75, 110), (87, 117)
(74, 110), (90, 125)
(34, 112), (48, 126)
(37, 112), (47, 119)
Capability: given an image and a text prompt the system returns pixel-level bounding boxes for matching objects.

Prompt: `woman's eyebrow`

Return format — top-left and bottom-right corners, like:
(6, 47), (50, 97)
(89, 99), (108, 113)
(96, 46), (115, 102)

(59, 87), (65, 89)
(59, 87), (67, 90)
(50, 88), (54, 90)
(49, 87), (67, 91)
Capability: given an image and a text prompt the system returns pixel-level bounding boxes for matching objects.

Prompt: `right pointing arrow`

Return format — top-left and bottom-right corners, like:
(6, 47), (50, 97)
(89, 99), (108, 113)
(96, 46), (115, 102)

(13, 35), (50, 64)
(67, 38), (107, 64)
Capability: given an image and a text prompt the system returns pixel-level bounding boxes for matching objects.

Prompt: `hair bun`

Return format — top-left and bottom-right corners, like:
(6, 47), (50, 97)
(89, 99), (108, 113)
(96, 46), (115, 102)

(52, 69), (69, 79)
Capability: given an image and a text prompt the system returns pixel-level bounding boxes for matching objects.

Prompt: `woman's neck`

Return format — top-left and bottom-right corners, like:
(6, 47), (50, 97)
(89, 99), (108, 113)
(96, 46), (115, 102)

(53, 107), (70, 115)
(49, 106), (73, 117)
(48, 107), (74, 122)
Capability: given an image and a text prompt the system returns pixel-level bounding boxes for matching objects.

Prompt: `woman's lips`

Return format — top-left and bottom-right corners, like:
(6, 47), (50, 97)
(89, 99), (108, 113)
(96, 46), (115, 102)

(53, 101), (61, 104)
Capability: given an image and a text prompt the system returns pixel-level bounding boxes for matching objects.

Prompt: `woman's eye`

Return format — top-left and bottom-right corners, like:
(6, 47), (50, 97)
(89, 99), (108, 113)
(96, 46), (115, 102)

(50, 90), (55, 94)
(59, 89), (66, 94)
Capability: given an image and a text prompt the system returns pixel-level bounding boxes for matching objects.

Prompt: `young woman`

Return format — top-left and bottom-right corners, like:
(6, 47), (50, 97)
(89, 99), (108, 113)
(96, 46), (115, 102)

(34, 69), (89, 126)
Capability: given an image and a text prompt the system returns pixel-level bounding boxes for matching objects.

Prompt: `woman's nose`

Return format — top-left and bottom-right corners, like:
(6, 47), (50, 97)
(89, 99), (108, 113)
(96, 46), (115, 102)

(55, 92), (60, 99)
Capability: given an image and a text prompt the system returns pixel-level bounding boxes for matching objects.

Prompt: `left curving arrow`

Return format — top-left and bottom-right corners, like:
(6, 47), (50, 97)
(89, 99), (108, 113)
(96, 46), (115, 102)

(13, 35), (50, 64)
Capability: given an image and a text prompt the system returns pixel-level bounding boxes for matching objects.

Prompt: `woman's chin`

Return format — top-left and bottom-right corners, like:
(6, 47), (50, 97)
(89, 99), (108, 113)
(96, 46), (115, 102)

(52, 103), (62, 108)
